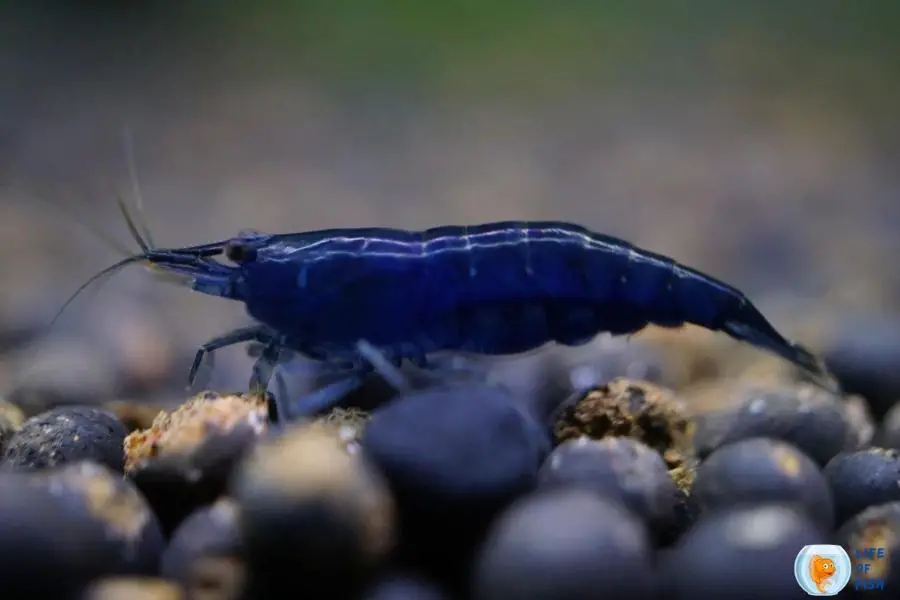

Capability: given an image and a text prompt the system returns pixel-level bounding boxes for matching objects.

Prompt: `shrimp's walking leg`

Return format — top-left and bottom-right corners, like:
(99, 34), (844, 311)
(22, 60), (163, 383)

(270, 339), (411, 422)
(248, 341), (284, 395)
(249, 342), (371, 422)
(275, 341), (493, 421)
(275, 373), (369, 422)
(415, 354), (493, 387)
(355, 339), (411, 393)
(188, 324), (277, 390)
(355, 340), (492, 391)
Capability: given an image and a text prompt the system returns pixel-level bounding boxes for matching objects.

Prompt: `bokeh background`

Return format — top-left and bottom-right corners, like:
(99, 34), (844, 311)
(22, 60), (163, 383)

(2, 1), (900, 412)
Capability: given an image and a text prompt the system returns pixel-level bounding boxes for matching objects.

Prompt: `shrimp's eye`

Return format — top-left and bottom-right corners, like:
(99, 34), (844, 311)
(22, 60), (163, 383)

(224, 241), (257, 263)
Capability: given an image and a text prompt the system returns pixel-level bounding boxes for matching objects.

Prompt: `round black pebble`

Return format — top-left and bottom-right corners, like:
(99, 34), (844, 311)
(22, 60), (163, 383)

(537, 436), (686, 543)
(692, 437), (834, 530)
(3, 405), (127, 472)
(696, 385), (854, 466)
(824, 448), (900, 526)
(691, 409), (735, 458)
(36, 461), (165, 576)
(843, 394), (875, 450)
(231, 422), (395, 600)
(875, 401), (900, 449)
(0, 464), (164, 596)
(361, 384), (550, 584)
(661, 504), (827, 599)
(820, 313), (900, 419)
(0, 476), (102, 595)
(160, 498), (242, 596)
(835, 501), (900, 596)
(359, 572), (450, 600)
(472, 489), (656, 600)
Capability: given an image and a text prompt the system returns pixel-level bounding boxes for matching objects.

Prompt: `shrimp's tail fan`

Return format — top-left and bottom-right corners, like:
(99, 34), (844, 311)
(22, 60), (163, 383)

(723, 320), (842, 395)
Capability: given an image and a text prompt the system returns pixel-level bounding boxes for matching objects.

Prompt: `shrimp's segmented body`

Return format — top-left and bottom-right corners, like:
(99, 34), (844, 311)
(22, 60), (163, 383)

(243, 224), (763, 357)
(101, 221), (835, 420)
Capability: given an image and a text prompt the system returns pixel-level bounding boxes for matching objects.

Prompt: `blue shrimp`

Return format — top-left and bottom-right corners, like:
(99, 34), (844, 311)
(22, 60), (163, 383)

(61, 219), (838, 421)
(89, 220), (837, 421)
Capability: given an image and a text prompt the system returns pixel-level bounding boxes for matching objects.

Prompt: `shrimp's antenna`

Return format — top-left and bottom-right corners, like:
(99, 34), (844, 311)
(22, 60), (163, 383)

(121, 125), (157, 250)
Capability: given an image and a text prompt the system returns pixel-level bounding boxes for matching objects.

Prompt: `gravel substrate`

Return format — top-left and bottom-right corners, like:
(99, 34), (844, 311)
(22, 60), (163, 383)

(0, 326), (894, 599)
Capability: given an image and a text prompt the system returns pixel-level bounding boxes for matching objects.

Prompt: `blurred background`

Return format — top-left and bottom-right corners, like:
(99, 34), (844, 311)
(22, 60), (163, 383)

(2, 1), (900, 413)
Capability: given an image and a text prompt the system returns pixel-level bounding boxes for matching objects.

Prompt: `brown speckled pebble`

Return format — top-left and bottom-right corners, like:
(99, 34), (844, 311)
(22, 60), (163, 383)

(553, 378), (697, 486)
(124, 392), (269, 535)
(81, 576), (185, 600)
(0, 399), (25, 454)
(232, 422), (396, 600)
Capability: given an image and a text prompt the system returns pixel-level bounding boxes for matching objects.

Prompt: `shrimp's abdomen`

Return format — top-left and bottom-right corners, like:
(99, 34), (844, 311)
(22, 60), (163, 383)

(418, 222), (717, 355)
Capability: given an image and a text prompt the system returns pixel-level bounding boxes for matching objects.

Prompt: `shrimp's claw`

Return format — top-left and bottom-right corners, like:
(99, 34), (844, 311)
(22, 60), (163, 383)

(723, 320), (842, 395)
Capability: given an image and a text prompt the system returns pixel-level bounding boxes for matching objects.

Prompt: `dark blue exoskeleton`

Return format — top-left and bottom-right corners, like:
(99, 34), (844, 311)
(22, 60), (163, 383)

(86, 221), (837, 421)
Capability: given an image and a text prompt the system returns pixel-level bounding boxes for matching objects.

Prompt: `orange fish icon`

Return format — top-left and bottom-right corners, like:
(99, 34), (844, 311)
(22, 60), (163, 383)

(809, 555), (837, 593)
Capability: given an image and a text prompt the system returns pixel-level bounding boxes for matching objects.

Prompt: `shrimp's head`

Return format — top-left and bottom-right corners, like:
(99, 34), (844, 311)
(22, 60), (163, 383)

(144, 229), (273, 302)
